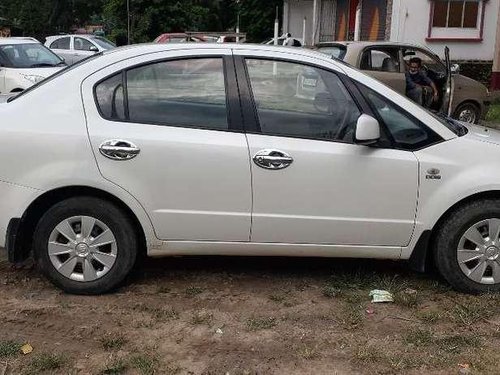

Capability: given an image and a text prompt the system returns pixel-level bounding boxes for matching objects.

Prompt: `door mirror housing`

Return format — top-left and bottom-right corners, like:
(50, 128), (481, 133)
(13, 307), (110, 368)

(450, 63), (460, 75)
(89, 45), (99, 52)
(355, 114), (380, 145)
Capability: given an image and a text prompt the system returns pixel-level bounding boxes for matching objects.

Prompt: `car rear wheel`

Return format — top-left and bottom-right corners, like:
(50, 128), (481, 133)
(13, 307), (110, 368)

(33, 197), (138, 295)
(453, 102), (480, 124)
(434, 199), (500, 293)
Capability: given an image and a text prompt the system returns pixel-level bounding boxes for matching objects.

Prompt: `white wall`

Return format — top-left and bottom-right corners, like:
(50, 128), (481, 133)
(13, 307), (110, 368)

(284, 0), (315, 45)
(390, 0), (500, 61)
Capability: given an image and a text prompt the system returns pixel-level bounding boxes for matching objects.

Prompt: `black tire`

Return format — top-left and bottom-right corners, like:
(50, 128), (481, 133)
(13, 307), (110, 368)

(33, 197), (138, 295)
(434, 199), (500, 294)
(453, 102), (480, 124)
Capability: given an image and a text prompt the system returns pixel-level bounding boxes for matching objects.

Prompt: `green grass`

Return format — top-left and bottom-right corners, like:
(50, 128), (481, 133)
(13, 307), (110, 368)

(130, 354), (158, 375)
(100, 359), (128, 375)
(0, 340), (21, 358)
(486, 103), (500, 122)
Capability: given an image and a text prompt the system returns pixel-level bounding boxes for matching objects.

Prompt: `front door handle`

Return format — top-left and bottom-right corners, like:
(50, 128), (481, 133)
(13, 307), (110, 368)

(253, 149), (293, 170)
(99, 139), (140, 160)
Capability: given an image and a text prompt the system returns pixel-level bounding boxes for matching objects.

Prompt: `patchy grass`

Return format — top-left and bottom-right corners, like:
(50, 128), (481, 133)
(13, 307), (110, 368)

(404, 329), (434, 347)
(335, 304), (364, 330)
(185, 286), (204, 297)
(137, 305), (179, 322)
(0, 340), (21, 358)
(100, 334), (127, 351)
(416, 310), (442, 324)
(246, 316), (277, 331)
(191, 310), (214, 326)
(130, 354), (158, 375)
(100, 359), (128, 375)
(26, 353), (65, 374)
(393, 289), (421, 308)
(322, 285), (341, 298)
(486, 103), (500, 122)
(297, 345), (320, 360)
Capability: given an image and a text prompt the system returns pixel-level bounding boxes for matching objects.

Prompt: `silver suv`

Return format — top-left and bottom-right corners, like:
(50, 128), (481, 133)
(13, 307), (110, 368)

(44, 35), (115, 65)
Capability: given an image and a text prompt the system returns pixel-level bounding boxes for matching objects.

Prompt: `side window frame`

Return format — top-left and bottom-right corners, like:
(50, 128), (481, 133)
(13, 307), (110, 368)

(354, 81), (443, 151)
(235, 55), (393, 148)
(50, 37), (70, 50)
(93, 55), (243, 133)
(359, 46), (402, 73)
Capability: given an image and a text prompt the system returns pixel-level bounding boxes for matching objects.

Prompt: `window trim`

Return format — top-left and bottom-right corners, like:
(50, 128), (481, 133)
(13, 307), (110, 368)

(93, 55), (243, 133)
(238, 55), (394, 148)
(426, 0), (487, 42)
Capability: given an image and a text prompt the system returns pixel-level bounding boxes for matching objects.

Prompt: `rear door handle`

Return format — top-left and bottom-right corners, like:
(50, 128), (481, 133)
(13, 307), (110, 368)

(99, 140), (140, 160)
(253, 149), (293, 170)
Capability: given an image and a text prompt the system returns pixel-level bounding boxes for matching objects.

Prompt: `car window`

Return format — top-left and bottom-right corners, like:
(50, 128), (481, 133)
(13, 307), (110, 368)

(95, 58), (228, 130)
(92, 37), (115, 49)
(95, 73), (126, 120)
(50, 37), (70, 50)
(317, 45), (347, 60)
(360, 48), (400, 73)
(0, 43), (63, 68)
(358, 84), (441, 150)
(245, 59), (361, 142)
(402, 48), (446, 75)
(74, 37), (95, 51)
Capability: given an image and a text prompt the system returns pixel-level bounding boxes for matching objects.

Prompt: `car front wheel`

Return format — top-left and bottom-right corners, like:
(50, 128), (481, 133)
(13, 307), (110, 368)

(33, 197), (138, 295)
(434, 199), (500, 293)
(453, 102), (480, 124)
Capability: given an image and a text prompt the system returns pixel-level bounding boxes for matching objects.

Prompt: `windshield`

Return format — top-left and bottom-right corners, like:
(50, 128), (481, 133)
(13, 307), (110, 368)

(8, 52), (102, 102)
(92, 37), (115, 50)
(317, 45), (347, 60)
(0, 43), (63, 68)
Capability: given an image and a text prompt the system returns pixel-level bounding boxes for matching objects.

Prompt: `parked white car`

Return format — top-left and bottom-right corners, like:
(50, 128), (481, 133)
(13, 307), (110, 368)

(45, 34), (115, 65)
(0, 37), (65, 94)
(2, 43), (500, 295)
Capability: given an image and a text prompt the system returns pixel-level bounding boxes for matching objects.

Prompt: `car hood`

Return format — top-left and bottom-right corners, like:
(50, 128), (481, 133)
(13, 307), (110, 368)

(454, 74), (489, 93)
(465, 124), (500, 146)
(0, 94), (14, 103)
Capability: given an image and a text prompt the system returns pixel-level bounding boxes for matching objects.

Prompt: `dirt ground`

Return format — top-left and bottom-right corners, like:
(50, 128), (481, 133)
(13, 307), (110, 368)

(1, 249), (500, 375)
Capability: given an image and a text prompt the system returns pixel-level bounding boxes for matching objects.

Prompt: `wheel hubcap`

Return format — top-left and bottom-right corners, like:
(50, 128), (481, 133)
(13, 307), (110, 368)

(458, 108), (476, 124)
(48, 216), (118, 282)
(457, 219), (500, 285)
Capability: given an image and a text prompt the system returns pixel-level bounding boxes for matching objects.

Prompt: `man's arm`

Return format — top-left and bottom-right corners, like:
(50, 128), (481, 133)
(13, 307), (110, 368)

(422, 72), (439, 101)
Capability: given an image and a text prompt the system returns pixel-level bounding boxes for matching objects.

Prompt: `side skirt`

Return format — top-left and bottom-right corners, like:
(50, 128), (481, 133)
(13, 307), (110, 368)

(149, 241), (402, 259)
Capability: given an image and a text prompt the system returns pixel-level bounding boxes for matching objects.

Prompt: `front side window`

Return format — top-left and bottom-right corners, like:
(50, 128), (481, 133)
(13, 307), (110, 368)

(360, 48), (400, 72)
(358, 84), (441, 150)
(245, 59), (361, 142)
(50, 37), (70, 50)
(74, 37), (95, 51)
(433, 0), (479, 28)
(95, 58), (228, 130)
(0, 43), (63, 68)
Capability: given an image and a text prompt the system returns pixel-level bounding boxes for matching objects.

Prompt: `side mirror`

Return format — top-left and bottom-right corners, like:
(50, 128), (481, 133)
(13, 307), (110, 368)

(89, 45), (99, 52)
(451, 63), (460, 74)
(355, 114), (380, 145)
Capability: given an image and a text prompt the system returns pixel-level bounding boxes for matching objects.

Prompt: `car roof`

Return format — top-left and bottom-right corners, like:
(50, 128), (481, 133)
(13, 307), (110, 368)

(102, 42), (334, 62)
(316, 41), (436, 52)
(0, 37), (40, 45)
(46, 34), (101, 39)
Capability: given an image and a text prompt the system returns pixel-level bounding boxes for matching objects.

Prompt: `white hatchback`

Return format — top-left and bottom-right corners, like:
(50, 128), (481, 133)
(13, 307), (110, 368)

(0, 38), (66, 94)
(1, 43), (500, 295)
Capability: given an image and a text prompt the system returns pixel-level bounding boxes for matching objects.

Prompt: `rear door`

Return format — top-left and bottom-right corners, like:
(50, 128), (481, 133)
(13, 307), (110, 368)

(359, 46), (406, 94)
(82, 49), (252, 242)
(73, 37), (97, 63)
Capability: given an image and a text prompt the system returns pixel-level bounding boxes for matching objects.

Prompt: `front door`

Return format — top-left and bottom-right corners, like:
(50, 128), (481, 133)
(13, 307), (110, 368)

(237, 53), (419, 246)
(83, 50), (252, 242)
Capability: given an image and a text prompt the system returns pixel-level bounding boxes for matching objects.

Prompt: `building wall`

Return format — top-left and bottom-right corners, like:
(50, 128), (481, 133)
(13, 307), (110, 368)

(284, 0), (315, 44)
(390, 0), (500, 61)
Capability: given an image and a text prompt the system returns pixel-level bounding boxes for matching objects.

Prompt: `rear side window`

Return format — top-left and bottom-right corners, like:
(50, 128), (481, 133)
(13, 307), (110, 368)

(50, 37), (70, 50)
(360, 48), (400, 72)
(95, 58), (228, 131)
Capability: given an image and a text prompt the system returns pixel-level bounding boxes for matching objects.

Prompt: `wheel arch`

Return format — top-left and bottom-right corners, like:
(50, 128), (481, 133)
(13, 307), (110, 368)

(9, 185), (149, 263)
(409, 190), (500, 272)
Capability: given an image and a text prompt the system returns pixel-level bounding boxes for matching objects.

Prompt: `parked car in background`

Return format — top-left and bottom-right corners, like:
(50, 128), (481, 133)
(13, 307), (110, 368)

(3, 43), (500, 295)
(315, 42), (490, 124)
(154, 33), (205, 43)
(45, 34), (115, 65)
(0, 37), (66, 94)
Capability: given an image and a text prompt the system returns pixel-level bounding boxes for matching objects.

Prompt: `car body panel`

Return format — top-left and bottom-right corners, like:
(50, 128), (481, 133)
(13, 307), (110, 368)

(45, 35), (114, 65)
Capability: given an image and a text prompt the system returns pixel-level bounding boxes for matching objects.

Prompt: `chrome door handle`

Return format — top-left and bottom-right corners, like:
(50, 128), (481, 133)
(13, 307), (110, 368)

(99, 140), (140, 160)
(253, 149), (293, 170)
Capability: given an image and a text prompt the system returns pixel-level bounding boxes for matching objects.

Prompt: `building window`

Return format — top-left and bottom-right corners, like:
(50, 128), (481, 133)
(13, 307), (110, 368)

(432, 0), (479, 28)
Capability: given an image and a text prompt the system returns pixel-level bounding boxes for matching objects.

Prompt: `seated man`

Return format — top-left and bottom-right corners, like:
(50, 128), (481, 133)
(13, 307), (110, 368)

(405, 57), (438, 108)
